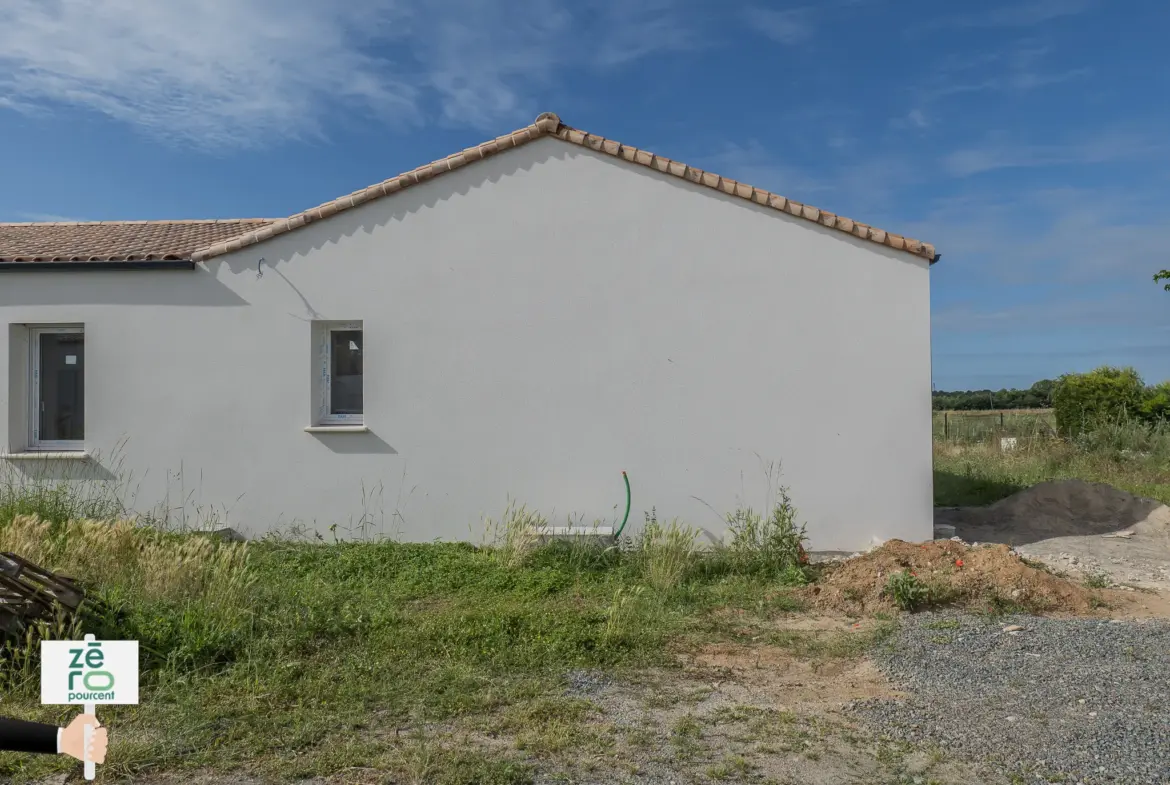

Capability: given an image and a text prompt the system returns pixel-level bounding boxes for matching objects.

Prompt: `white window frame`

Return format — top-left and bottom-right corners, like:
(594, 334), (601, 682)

(317, 322), (364, 427)
(28, 325), (85, 452)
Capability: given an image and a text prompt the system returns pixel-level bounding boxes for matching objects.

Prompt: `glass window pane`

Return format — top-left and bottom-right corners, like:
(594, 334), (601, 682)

(329, 330), (363, 415)
(39, 332), (84, 442)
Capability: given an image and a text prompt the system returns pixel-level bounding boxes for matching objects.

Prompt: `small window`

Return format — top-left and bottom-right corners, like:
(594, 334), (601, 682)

(29, 326), (85, 451)
(315, 322), (363, 426)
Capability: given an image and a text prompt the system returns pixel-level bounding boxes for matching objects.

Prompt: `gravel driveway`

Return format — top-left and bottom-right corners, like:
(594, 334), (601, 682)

(852, 612), (1170, 784)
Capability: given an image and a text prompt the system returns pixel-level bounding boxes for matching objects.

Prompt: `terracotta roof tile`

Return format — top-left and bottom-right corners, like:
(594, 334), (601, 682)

(192, 113), (937, 263)
(0, 219), (275, 263)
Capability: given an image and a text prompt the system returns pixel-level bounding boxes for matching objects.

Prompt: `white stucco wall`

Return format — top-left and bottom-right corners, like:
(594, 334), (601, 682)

(0, 138), (933, 550)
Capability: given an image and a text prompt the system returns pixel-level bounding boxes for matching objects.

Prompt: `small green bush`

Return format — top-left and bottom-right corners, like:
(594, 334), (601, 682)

(883, 570), (931, 611)
(724, 486), (810, 583)
(1052, 366), (1145, 437)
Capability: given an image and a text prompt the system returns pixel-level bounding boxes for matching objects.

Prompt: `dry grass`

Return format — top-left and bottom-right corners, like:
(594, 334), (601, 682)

(481, 499), (546, 569)
(634, 513), (700, 590)
(0, 514), (253, 609)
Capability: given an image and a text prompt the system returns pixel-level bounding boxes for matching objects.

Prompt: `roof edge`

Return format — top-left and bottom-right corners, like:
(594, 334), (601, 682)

(0, 260), (196, 272)
(192, 112), (937, 264)
(0, 218), (277, 228)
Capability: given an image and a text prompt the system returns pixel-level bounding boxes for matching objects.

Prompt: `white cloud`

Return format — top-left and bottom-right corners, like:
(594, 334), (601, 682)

(903, 183), (1169, 287)
(924, 0), (1095, 30)
(913, 42), (1093, 104)
(974, 0), (1095, 27)
(933, 294), (1170, 333)
(0, 0), (418, 149)
(941, 130), (1162, 176)
(12, 212), (85, 223)
(0, 0), (700, 149)
(741, 7), (814, 45)
(890, 108), (931, 130)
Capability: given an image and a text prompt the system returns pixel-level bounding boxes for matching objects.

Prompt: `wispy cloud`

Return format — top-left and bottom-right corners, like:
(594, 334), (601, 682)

(924, 0), (1095, 30)
(914, 42), (1093, 105)
(740, 7), (814, 44)
(588, 0), (701, 66)
(920, 67), (1091, 102)
(904, 183), (1169, 288)
(933, 294), (1170, 333)
(0, 0), (418, 149)
(11, 212), (85, 223)
(942, 129), (1161, 176)
(890, 108), (930, 130)
(0, 0), (700, 149)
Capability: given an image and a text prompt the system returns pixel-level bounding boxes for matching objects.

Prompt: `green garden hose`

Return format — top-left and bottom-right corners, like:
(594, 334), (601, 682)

(613, 471), (631, 538)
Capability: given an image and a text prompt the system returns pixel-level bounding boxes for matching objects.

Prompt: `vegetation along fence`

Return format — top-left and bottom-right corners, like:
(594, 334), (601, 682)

(932, 409), (1057, 444)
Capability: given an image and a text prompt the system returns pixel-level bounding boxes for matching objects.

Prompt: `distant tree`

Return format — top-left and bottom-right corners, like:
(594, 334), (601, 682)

(1139, 381), (1170, 423)
(931, 380), (1056, 411)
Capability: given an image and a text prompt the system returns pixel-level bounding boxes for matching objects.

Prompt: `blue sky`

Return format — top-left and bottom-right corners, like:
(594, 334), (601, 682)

(1, 0), (1167, 391)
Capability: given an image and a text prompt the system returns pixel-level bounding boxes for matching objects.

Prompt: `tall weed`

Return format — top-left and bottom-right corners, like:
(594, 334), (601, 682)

(633, 508), (699, 590)
(483, 499), (546, 569)
(724, 485), (810, 583)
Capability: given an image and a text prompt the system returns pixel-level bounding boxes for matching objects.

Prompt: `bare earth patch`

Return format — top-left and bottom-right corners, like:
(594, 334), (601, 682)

(684, 641), (901, 711)
(530, 625), (1003, 785)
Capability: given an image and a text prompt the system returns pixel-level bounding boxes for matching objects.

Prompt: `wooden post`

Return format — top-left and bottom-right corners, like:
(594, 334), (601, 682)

(1000, 412), (1005, 428)
(944, 412), (949, 440)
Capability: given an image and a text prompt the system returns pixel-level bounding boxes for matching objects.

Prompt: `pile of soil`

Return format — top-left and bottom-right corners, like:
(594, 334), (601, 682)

(935, 479), (1170, 591)
(935, 479), (1170, 544)
(804, 539), (1109, 615)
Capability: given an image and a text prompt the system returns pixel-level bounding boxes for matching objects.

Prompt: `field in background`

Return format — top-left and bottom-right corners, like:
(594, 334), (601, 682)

(933, 420), (1170, 507)
(933, 408), (1056, 445)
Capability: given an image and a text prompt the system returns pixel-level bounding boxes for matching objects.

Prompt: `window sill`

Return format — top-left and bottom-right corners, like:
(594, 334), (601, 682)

(1, 451), (90, 461)
(304, 425), (369, 434)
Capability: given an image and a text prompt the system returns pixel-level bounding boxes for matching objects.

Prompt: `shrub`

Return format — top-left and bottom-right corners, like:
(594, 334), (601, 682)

(883, 569), (931, 611)
(1139, 381), (1170, 423)
(1052, 366), (1145, 436)
(724, 486), (810, 583)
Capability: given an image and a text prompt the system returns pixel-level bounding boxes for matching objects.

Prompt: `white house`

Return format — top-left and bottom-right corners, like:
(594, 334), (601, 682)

(0, 112), (937, 551)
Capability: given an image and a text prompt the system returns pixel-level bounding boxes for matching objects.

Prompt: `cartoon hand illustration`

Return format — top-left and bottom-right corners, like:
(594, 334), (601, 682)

(60, 714), (107, 764)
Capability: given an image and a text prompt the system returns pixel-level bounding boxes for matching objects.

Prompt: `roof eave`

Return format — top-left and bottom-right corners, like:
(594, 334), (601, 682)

(0, 259), (196, 272)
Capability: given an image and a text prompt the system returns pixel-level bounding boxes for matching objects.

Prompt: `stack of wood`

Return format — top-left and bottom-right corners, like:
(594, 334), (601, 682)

(0, 553), (84, 641)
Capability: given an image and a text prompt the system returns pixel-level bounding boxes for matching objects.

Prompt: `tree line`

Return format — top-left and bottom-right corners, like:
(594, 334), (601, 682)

(935, 366), (1170, 436)
(932, 380), (1055, 411)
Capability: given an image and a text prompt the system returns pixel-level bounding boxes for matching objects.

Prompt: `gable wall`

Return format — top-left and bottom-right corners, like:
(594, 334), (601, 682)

(0, 137), (932, 549)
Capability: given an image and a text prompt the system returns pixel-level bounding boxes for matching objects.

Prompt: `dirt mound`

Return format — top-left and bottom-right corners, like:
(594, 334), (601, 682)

(804, 539), (1115, 616)
(936, 479), (1170, 544)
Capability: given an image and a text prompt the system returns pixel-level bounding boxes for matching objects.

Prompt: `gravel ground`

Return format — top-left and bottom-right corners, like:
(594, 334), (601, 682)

(852, 612), (1170, 784)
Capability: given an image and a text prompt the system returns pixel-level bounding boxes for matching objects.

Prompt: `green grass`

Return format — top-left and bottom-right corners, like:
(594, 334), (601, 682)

(0, 481), (823, 783)
(5, 423), (1166, 782)
(933, 423), (1170, 507)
